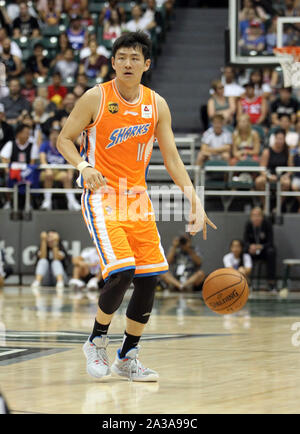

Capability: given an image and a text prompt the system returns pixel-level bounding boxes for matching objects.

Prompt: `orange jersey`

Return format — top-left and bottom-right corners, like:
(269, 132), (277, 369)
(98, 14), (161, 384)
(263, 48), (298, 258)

(78, 79), (158, 193)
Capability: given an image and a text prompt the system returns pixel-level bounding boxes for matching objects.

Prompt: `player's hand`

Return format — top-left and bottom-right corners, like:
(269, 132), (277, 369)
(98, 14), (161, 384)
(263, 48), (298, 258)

(188, 210), (217, 240)
(172, 237), (180, 248)
(82, 167), (106, 191)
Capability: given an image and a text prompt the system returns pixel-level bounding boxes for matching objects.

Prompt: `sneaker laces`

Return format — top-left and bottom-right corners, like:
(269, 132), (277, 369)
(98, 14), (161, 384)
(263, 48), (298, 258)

(128, 354), (146, 381)
(87, 341), (109, 367)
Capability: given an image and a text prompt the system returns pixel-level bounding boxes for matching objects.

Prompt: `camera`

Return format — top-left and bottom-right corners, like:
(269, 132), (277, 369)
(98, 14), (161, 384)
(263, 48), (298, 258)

(179, 236), (188, 246)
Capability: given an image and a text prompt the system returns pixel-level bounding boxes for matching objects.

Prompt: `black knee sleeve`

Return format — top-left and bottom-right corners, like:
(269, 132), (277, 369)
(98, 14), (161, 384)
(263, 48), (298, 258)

(126, 276), (158, 324)
(98, 269), (135, 315)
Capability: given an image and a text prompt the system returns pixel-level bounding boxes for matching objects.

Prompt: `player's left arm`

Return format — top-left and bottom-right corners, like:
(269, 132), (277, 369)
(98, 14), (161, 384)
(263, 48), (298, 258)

(155, 93), (217, 239)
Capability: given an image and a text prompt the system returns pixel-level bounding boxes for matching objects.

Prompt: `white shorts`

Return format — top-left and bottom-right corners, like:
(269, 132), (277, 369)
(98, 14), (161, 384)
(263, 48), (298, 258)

(292, 177), (300, 190)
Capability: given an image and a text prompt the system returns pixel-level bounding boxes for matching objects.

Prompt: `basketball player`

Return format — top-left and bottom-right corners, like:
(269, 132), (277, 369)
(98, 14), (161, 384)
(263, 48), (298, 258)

(57, 32), (216, 382)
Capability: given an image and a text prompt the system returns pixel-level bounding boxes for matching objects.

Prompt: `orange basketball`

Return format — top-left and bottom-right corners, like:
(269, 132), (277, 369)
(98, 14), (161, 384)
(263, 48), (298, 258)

(202, 268), (249, 315)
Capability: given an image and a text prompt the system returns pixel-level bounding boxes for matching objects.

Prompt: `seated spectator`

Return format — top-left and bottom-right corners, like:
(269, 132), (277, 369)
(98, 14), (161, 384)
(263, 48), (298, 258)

(12, 2), (40, 39)
(30, 230), (70, 295)
(77, 73), (89, 92)
(54, 47), (78, 81)
(64, 0), (88, 17)
(270, 87), (298, 126)
(255, 129), (292, 206)
(124, 5), (156, 38)
(0, 104), (14, 152)
(243, 206), (277, 292)
(20, 111), (43, 149)
(47, 72), (68, 108)
(268, 114), (299, 149)
(7, 0), (38, 23)
(78, 40), (109, 80)
(237, 82), (268, 125)
(66, 14), (88, 51)
(69, 247), (104, 300)
(160, 234), (205, 292)
(207, 80), (236, 125)
(232, 114), (260, 163)
(80, 33), (110, 61)
(239, 0), (270, 22)
(197, 114), (232, 166)
(50, 32), (71, 69)
(249, 69), (272, 98)
(239, 7), (264, 38)
(38, 0), (61, 26)
(223, 239), (252, 280)
(98, 0), (126, 26)
(0, 247), (13, 287)
(0, 38), (23, 79)
(26, 42), (50, 79)
(103, 9), (123, 43)
(266, 17), (290, 54)
(291, 141), (300, 212)
(39, 123), (81, 211)
(55, 92), (76, 121)
(0, 123), (39, 209)
(73, 84), (86, 100)
(239, 19), (266, 55)
(284, 0), (300, 16)
(222, 66), (244, 98)
(0, 28), (22, 60)
(32, 97), (54, 127)
(0, 78), (31, 127)
(21, 69), (37, 105)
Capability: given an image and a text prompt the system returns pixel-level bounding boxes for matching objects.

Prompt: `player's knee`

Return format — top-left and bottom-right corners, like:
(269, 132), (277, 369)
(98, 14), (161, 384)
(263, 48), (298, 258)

(126, 276), (157, 324)
(98, 269), (135, 315)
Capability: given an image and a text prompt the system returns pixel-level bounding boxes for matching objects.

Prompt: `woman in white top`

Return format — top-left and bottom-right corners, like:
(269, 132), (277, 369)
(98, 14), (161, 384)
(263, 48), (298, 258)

(249, 69), (272, 99)
(223, 239), (252, 279)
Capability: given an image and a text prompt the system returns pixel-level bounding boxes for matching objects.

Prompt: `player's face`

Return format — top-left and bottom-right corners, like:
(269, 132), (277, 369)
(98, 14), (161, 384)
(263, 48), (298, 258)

(112, 47), (151, 84)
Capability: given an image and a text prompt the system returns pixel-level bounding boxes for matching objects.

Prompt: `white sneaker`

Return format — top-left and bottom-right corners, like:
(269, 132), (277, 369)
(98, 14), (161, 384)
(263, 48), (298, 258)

(68, 200), (81, 211)
(40, 200), (52, 211)
(31, 280), (41, 296)
(111, 346), (159, 382)
(69, 278), (85, 299)
(3, 201), (11, 210)
(56, 280), (65, 296)
(83, 336), (111, 379)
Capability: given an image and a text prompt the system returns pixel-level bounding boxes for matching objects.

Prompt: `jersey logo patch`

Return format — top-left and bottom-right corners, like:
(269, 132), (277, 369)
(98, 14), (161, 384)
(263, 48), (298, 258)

(108, 102), (119, 114)
(141, 104), (152, 118)
(106, 124), (151, 149)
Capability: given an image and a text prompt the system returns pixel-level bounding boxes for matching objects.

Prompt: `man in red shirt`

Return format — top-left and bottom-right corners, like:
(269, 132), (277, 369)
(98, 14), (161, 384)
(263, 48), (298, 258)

(47, 71), (68, 107)
(237, 81), (268, 125)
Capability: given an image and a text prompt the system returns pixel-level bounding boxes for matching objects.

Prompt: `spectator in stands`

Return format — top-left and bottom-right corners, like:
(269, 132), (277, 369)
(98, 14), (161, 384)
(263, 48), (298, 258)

(80, 33), (110, 62)
(30, 230), (69, 295)
(73, 84), (86, 100)
(197, 114), (232, 166)
(7, 0), (38, 23)
(47, 72), (68, 108)
(12, 2), (40, 39)
(26, 42), (50, 79)
(239, 0), (270, 22)
(266, 17), (290, 54)
(103, 9), (123, 43)
(239, 7), (263, 38)
(21, 111), (43, 149)
(77, 73), (89, 92)
(39, 123), (81, 211)
(0, 104), (14, 153)
(232, 114), (260, 163)
(38, 0), (61, 26)
(255, 129), (292, 206)
(0, 78), (31, 126)
(21, 69), (37, 105)
(239, 19), (266, 55)
(222, 66), (244, 98)
(66, 14), (88, 51)
(270, 87), (298, 126)
(243, 206), (277, 292)
(98, 0), (126, 26)
(237, 82), (268, 125)
(223, 239), (252, 280)
(124, 5), (156, 38)
(64, 0), (88, 17)
(69, 247), (103, 300)
(160, 234), (205, 292)
(50, 32), (71, 69)
(79, 40), (109, 81)
(207, 80), (236, 125)
(291, 141), (300, 212)
(0, 28), (22, 60)
(268, 114), (299, 149)
(55, 92), (76, 121)
(32, 97), (54, 129)
(250, 69), (272, 98)
(54, 47), (78, 81)
(0, 5), (11, 35)
(284, 0), (300, 16)
(0, 38), (23, 79)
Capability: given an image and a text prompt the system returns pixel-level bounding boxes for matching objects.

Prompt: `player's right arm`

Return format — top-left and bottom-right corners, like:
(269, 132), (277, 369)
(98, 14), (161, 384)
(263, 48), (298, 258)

(57, 87), (106, 191)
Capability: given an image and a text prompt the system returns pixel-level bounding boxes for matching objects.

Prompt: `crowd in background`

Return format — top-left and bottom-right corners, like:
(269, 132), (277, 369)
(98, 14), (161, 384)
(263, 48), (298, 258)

(0, 0), (174, 210)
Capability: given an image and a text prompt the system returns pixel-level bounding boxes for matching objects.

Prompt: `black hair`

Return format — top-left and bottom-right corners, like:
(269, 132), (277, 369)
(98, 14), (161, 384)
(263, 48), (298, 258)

(15, 123), (30, 135)
(250, 69), (263, 87)
(275, 128), (286, 136)
(274, 128), (289, 158)
(230, 239), (245, 268)
(112, 31), (152, 60)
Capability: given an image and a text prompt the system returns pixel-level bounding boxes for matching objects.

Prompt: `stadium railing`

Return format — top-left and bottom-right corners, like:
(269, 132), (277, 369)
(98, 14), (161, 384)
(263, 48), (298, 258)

(275, 167), (300, 218)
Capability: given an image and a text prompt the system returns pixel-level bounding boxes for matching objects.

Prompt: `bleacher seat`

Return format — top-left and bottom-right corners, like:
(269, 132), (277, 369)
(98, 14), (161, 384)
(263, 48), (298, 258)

(204, 159), (228, 190)
(227, 159), (260, 190)
(42, 26), (61, 37)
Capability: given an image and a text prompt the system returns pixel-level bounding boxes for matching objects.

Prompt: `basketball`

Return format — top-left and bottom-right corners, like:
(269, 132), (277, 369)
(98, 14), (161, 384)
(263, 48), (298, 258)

(202, 268), (249, 315)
